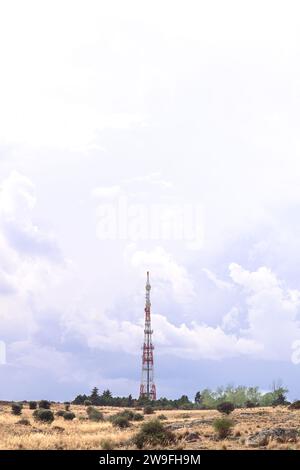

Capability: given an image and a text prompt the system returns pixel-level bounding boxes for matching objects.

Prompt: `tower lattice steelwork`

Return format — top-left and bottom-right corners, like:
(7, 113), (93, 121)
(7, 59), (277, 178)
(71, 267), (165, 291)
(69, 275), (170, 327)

(139, 271), (156, 400)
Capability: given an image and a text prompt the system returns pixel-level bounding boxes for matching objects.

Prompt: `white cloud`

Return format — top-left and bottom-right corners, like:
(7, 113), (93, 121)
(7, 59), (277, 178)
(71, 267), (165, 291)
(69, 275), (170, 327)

(152, 313), (261, 360)
(125, 172), (173, 189)
(203, 268), (233, 290)
(0, 170), (35, 219)
(229, 263), (300, 360)
(0, 171), (61, 260)
(92, 185), (122, 199)
(229, 263), (280, 292)
(131, 246), (196, 304)
(0, 172), (66, 345)
(221, 307), (240, 331)
(64, 305), (261, 361)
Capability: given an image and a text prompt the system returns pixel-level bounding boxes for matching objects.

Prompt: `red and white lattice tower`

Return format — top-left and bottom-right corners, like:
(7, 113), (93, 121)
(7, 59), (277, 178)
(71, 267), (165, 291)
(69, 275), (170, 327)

(139, 271), (156, 400)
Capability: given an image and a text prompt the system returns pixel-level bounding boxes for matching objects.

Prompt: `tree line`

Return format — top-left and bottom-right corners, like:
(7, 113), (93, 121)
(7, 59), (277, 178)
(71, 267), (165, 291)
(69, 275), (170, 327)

(72, 382), (290, 409)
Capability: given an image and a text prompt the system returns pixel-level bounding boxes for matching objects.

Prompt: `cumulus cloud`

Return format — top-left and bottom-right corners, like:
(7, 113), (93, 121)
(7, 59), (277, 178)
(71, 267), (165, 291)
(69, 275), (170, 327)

(203, 268), (233, 290)
(63, 304), (261, 362)
(0, 172), (66, 348)
(152, 313), (261, 360)
(229, 263), (300, 361)
(130, 246), (196, 305)
(0, 171), (61, 260)
(221, 307), (240, 331)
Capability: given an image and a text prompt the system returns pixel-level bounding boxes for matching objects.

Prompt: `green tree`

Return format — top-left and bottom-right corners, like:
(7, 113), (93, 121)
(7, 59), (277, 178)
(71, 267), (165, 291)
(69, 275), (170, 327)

(101, 389), (113, 405)
(195, 391), (202, 405)
(127, 394), (133, 407)
(90, 387), (100, 405)
(200, 389), (217, 409)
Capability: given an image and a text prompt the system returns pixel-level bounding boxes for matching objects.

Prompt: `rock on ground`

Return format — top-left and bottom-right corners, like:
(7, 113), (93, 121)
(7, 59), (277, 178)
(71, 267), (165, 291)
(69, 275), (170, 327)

(246, 428), (298, 447)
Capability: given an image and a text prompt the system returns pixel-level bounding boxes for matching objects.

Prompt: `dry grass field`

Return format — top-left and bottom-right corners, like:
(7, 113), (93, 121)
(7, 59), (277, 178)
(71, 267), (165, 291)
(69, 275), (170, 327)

(0, 404), (300, 450)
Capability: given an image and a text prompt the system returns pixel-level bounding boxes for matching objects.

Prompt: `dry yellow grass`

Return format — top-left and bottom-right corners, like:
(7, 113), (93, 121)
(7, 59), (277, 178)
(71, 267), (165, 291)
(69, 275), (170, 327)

(0, 404), (299, 450)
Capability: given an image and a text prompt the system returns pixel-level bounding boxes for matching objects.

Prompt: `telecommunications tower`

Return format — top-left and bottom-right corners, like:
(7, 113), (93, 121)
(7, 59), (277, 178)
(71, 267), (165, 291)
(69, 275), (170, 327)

(139, 271), (156, 400)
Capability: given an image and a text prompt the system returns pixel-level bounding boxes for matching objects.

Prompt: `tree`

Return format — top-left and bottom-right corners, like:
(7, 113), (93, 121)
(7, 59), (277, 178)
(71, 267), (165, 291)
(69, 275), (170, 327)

(127, 394), (133, 407)
(195, 391), (202, 405)
(175, 395), (192, 409)
(101, 389), (113, 405)
(72, 394), (88, 405)
(200, 389), (217, 409)
(269, 380), (288, 406)
(90, 387), (100, 405)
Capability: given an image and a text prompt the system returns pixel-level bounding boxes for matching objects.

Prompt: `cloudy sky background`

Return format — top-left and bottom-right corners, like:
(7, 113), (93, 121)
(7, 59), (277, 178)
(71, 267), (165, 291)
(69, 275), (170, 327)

(1, 0), (300, 400)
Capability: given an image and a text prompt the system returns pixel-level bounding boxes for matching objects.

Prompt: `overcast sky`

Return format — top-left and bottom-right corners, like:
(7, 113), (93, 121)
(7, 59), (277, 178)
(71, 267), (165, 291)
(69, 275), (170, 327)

(1, 0), (300, 401)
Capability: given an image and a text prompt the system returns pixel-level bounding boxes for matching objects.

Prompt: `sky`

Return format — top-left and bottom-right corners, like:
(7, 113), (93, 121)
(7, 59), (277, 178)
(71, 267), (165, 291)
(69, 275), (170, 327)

(1, 0), (300, 401)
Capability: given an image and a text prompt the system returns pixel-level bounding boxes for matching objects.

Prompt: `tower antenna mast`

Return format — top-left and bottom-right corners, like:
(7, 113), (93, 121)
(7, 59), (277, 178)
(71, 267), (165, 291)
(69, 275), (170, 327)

(139, 271), (156, 400)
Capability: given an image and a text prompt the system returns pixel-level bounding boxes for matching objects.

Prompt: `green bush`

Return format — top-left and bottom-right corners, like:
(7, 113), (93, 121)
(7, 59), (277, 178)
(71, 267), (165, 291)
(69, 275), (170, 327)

(111, 415), (130, 428)
(17, 418), (30, 426)
(132, 412), (144, 421)
(245, 400), (256, 408)
(133, 419), (176, 449)
(39, 400), (51, 409)
(11, 403), (23, 416)
(157, 414), (167, 420)
(216, 402), (235, 415)
(33, 409), (54, 423)
(29, 401), (37, 410)
(213, 417), (234, 439)
(78, 415), (88, 421)
(101, 439), (115, 450)
(84, 400), (92, 406)
(56, 410), (66, 417)
(289, 400), (300, 410)
(63, 411), (76, 421)
(86, 406), (104, 422)
(113, 410), (144, 422)
(143, 405), (154, 415)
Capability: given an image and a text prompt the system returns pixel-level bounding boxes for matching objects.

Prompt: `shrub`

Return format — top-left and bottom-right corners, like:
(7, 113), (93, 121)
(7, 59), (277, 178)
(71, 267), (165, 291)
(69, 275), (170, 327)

(114, 410), (144, 422)
(63, 411), (75, 421)
(133, 419), (176, 449)
(112, 409), (133, 420)
(84, 400), (92, 406)
(132, 412), (144, 421)
(86, 406), (104, 422)
(245, 400), (256, 408)
(33, 409), (54, 423)
(272, 393), (287, 406)
(11, 403), (22, 416)
(101, 439), (115, 450)
(289, 400), (300, 410)
(39, 400), (51, 409)
(56, 410), (66, 417)
(213, 417), (234, 439)
(216, 402), (235, 415)
(17, 418), (30, 426)
(65, 404), (70, 411)
(111, 415), (130, 429)
(29, 401), (37, 410)
(157, 414), (167, 420)
(143, 405), (154, 415)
